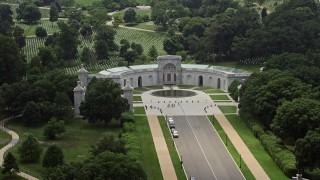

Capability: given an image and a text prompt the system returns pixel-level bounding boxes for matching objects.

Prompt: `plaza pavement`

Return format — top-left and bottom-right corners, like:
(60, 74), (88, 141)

(141, 87), (270, 180)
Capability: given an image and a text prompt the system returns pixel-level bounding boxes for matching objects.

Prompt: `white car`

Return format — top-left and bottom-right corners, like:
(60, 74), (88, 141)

(173, 130), (179, 138)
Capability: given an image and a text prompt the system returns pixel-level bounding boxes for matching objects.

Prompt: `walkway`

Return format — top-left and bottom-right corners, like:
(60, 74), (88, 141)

(215, 114), (269, 180)
(0, 117), (39, 180)
(146, 115), (177, 180)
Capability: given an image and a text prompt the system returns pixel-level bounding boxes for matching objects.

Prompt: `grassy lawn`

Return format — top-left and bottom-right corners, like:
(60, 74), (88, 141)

(218, 106), (237, 114)
(158, 116), (186, 180)
(133, 96), (142, 101)
(0, 168), (26, 180)
(7, 119), (122, 178)
(210, 95), (230, 100)
(208, 116), (255, 180)
(177, 85), (196, 89)
(75, 0), (100, 5)
(134, 86), (162, 94)
(193, 86), (225, 93)
(134, 107), (146, 114)
(0, 130), (11, 149)
(132, 22), (158, 31)
(225, 115), (289, 180)
(145, 85), (163, 89)
(134, 116), (163, 180)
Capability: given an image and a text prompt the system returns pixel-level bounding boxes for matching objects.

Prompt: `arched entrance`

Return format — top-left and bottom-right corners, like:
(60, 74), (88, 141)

(217, 78), (221, 89)
(138, 76), (142, 87)
(123, 79), (126, 87)
(163, 63), (176, 85)
(198, 76), (203, 86)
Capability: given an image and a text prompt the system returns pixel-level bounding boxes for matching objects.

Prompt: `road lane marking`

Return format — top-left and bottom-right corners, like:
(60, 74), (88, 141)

(185, 116), (218, 180)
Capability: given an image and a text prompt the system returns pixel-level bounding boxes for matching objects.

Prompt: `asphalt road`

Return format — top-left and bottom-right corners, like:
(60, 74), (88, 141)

(173, 116), (245, 180)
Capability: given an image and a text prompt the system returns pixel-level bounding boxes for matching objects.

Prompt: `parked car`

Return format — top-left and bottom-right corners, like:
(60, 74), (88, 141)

(168, 118), (175, 128)
(189, 177), (196, 180)
(173, 130), (179, 138)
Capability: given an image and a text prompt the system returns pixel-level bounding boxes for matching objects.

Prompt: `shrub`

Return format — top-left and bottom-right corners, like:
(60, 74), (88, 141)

(42, 145), (64, 168)
(35, 26), (47, 37)
(43, 118), (66, 140)
(120, 111), (135, 126)
(228, 80), (240, 101)
(18, 135), (42, 163)
(123, 122), (136, 132)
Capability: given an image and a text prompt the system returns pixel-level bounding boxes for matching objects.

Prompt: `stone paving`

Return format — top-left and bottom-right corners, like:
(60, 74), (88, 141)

(141, 86), (270, 180)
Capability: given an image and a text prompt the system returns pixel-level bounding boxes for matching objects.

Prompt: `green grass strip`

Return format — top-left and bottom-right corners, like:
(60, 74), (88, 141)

(225, 115), (289, 180)
(203, 89), (225, 93)
(0, 130), (12, 139)
(158, 116), (186, 180)
(207, 115), (255, 180)
(218, 106), (237, 114)
(210, 95), (230, 100)
(135, 116), (163, 180)
(133, 96), (142, 101)
(134, 107), (146, 114)
(177, 85), (196, 89)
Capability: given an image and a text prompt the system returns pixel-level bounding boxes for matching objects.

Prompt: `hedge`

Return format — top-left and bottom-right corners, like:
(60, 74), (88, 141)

(240, 111), (297, 177)
(228, 80), (240, 101)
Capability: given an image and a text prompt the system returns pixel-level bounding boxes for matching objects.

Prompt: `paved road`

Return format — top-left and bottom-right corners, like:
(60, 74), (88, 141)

(173, 116), (244, 180)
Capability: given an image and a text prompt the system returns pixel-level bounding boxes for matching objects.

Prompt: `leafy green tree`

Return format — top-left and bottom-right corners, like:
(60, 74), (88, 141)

(53, 92), (72, 121)
(272, 98), (320, 142)
(43, 118), (66, 140)
(60, 0), (75, 7)
(37, 47), (57, 69)
(91, 133), (126, 156)
(228, 80), (240, 101)
(16, 2), (41, 24)
(295, 128), (320, 172)
(123, 8), (136, 23)
(131, 43), (143, 56)
(35, 26), (47, 37)
(80, 78), (129, 124)
(124, 50), (138, 66)
(18, 135), (42, 162)
(0, 4), (14, 36)
(119, 39), (130, 58)
(49, 3), (59, 25)
(94, 25), (118, 60)
(163, 34), (184, 55)
(80, 24), (93, 38)
(57, 21), (79, 62)
(86, 8), (111, 29)
(148, 45), (158, 60)
(0, 35), (26, 85)
(42, 145), (64, 168)
(80, 47), (95, 65)
(12, 26), (26, 49)
(2, 152), (19, 174)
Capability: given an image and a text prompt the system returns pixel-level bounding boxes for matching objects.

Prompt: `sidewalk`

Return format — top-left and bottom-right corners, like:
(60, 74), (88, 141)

(146, 115), (177, 180)
(0, 116), (39, 180)
(215, 114), (270, 180)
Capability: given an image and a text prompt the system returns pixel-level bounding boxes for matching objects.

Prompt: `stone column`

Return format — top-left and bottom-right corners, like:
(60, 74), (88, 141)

(123, 84), (134, 112)
(78, 64), (88, 87)
(73, 81), (85, 117)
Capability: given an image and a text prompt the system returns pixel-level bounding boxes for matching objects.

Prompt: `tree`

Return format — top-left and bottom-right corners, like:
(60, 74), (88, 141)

(22, 101), (55, 126)
(295, 128), (320, 172)
(124, 50), (138, 66)
(37, 47), (57, 69)
(2, 152), (19, 174)
(42, 145), (64, 168)
(163, 34), (184, 55)
(80, 47), (95, 65)
(57, 21), (79, 62)
(91, 133), (126, 156)
(0, 4), (14, 36)
(123, 8), (136, 23)
(60, 0), (75, 7)
(131, 43), (143, 56)
(148, 45), (158, 60)
(43, 118), (66, 140)
(12, 26), (26, 49)
(18, 135), (41, 162)
(80, 24), (93, 38)
(80, 78), (129, 124)
(271, 98), (320, 142)
(16, 2), (41, 24)
(0, 35), (26, 85)
(94, 25), (118, 60)
(53, 91), (72, 121)
(119, 39), (130, 58)
(35, 26), (48, 37)
(49, 3), (59, 25)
